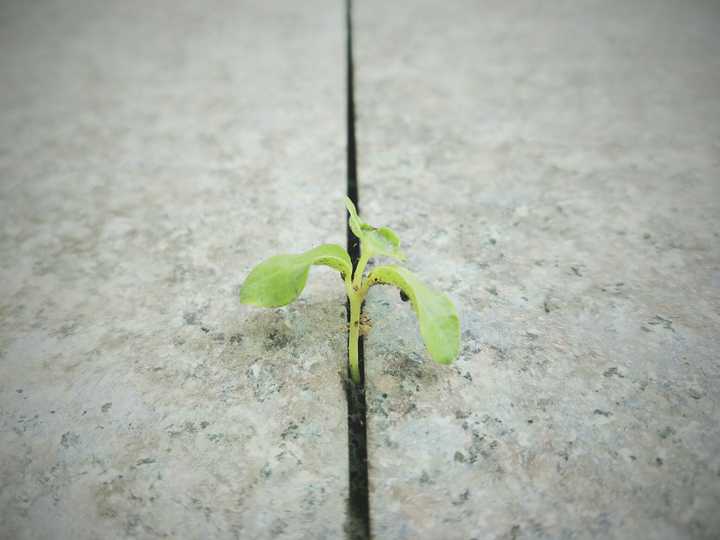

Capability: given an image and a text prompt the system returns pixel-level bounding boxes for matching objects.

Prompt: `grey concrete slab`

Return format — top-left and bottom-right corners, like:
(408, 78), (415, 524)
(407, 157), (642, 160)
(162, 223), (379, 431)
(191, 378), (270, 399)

(0, 1), (348, 539)
(355, 1), (720, 538)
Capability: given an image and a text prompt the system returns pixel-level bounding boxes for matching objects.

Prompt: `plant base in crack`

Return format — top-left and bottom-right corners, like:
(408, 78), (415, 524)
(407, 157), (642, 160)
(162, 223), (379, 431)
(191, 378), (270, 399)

(239, 197), (460, 384)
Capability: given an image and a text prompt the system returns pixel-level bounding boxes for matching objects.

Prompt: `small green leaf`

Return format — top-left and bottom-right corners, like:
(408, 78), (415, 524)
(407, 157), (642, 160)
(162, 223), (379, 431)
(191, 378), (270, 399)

(344, 196), (365, 240)
(367, 265), (459, 364)
(240, 244), (351, 308)
(344, 196), (405, 261)
(363, 226), (405, 261)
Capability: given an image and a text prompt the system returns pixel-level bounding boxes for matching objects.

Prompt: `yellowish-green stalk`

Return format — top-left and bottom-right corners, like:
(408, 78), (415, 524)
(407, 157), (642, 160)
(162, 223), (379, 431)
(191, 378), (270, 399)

(348, 292), (362, 383)
(346, 250), (370, 384)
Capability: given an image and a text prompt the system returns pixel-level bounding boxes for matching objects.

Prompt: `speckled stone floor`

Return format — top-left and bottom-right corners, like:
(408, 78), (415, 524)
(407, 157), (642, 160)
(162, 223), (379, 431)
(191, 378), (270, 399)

(0, 1), (348, 538)
(355, 1), (720, 538)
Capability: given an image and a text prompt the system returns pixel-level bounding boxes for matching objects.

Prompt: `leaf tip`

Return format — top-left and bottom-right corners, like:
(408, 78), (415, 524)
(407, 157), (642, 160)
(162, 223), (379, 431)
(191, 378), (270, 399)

(344, 196), (358, 216)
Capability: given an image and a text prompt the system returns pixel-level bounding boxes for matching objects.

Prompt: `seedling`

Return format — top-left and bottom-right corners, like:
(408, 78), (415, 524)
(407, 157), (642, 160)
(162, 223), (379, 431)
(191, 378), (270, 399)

(239, 197), (460, 384)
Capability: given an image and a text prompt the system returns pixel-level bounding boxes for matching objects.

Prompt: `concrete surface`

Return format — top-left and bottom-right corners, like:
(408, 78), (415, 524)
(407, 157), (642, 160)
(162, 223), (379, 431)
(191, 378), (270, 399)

(0, 1), (348, 539)
(355, 1), (720, 539)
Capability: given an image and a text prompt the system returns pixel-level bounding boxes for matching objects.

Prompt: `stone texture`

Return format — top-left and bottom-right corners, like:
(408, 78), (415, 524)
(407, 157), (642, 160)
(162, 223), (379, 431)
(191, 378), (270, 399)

(0, 1), (348, 539)
(355, 1), (720, 538)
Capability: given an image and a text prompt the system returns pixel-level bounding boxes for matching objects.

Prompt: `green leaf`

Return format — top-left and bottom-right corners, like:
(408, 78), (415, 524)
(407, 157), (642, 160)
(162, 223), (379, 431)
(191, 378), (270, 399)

(363, 226), (404, 261)
(344, 196), (365, 240)
(344, 196), (405, 261)
(366, 265), (460, 364)
(240, 244), (351, 308)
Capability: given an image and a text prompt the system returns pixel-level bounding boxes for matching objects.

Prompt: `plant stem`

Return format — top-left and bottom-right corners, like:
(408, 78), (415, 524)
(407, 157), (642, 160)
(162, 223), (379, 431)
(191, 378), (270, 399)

(348, 291), (362, 384)
(347, 245), (369, 385)
(353, 251), (369, 289)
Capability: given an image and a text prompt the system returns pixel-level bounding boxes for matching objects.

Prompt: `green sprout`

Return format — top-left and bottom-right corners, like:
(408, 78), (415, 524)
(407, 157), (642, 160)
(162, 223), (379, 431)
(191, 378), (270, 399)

(239, 197), (460, 384)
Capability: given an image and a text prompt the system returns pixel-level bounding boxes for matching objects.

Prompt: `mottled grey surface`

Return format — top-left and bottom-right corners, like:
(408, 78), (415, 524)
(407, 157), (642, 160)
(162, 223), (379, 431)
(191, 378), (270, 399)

(355, 1), (720, 539)
(0, 1), (348, 539)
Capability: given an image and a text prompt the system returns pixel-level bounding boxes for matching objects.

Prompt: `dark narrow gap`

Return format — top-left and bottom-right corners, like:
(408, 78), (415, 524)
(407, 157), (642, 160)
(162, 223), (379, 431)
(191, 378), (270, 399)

(344, 0), (370, 539)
